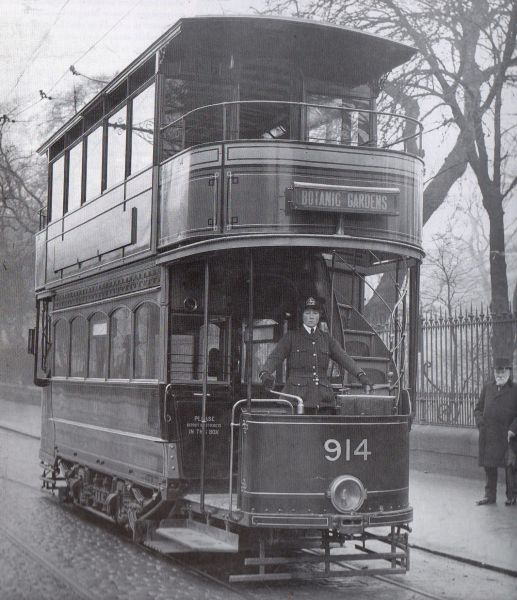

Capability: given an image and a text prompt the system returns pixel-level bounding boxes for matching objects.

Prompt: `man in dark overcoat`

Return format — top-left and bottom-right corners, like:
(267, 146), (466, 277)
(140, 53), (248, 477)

(259, 297), (371, 414)
(474, 356), (517, 505)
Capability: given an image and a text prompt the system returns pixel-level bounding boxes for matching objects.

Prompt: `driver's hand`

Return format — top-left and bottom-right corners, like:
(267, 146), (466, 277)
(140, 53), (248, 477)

(357, 372), (372, 393)
(259, 371), (275, 391)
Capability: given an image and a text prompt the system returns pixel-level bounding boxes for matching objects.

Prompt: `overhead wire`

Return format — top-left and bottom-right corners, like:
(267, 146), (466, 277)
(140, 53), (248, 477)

(47, 0), (145, 94)
(6, 0), (72, 107)
(10, 0), (145, 120)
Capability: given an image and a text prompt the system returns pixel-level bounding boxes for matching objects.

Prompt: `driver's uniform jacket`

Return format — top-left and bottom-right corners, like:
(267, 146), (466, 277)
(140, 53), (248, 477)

(262, 327), (364, 408)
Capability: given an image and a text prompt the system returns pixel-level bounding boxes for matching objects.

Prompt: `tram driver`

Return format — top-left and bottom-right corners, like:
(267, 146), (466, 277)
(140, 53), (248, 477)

(259, 297), (372, 414)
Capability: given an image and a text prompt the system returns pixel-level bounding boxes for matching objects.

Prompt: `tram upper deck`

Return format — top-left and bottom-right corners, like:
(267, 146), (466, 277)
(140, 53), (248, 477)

(35, 15), (423, 292)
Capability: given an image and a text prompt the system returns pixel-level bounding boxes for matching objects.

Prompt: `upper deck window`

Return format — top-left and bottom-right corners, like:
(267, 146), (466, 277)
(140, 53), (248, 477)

(85, 126), (103, 202)
(106, 106), (127, 189)
(162, 76), (229, 158)
(67, 141), (83, 212)
(238, 58), (293, 141)
(306, 90), (372, 146)
(131, 83), (155, 174)
(50, 156), (65, 221)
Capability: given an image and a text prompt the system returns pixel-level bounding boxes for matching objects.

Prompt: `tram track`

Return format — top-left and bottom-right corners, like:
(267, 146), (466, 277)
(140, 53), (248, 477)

(139, 544), (256, 599)
(1, 422), (514, 600)
(0, 475), (252, 600)
(0, 470), (503, 600)
(302, 548), (455, 600)
(0, 496), (477, 600)
(0, 422), (40, 440)
(0, 470), (454, 600)
(0, 521), (100, 600)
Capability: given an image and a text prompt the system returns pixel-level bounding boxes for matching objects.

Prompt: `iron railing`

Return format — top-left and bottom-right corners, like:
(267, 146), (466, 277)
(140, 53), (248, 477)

(160, 100), (423, 158)
(416, 307), (517, 427)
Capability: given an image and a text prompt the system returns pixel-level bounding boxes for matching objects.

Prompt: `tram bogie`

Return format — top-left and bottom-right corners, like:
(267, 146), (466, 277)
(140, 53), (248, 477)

(32, 15), (423, 581)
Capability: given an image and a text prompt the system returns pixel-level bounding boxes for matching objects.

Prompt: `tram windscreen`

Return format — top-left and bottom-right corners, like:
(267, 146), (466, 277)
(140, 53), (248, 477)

(306, 92), (372, 146)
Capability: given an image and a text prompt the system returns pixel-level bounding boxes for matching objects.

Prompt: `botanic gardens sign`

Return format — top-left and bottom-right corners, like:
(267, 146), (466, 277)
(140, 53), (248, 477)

(289, 182), (399, 216)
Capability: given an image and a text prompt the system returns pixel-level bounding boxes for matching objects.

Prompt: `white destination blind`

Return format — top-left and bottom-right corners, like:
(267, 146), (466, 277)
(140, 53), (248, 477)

(290, 182), (400, 215)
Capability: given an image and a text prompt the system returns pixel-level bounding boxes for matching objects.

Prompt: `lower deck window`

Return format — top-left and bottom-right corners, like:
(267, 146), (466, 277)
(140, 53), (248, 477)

(89, 313), (108, 378)
(169, 314), (229, 383)
(70, 317), (88, 377)
(134, 302), (160, 379)
(53, 320), (69, 376)
(109, 308), (131, 379)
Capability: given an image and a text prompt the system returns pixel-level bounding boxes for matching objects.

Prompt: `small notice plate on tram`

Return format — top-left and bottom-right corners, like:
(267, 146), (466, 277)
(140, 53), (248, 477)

(289, 182), (399, 216)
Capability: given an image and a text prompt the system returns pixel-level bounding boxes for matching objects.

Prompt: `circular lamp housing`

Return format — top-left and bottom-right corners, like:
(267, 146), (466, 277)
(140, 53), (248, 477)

(329, 475), (366, 513)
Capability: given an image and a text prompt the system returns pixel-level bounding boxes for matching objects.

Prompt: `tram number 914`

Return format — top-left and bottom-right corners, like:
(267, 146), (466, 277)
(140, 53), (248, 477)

(324, 438), (371, 462)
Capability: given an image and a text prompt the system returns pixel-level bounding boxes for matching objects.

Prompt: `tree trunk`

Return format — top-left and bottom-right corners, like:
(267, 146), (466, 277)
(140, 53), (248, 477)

(423, 133), (468, 223)
(484, 188), (511, 359)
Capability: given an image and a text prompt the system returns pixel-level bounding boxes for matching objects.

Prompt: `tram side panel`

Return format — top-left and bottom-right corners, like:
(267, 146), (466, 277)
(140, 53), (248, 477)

(158, 142), (423, 251)
(36, 167), (154, 291)
(47, 382), (165, 488)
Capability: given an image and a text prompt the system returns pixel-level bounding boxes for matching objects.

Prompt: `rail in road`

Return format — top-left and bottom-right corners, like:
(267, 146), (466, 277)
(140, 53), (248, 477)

(1, 422), (516, 600)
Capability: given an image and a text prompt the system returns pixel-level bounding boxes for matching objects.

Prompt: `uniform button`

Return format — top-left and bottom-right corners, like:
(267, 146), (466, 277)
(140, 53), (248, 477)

(312, 342), (316, 345)
(313, 353), (316, 356)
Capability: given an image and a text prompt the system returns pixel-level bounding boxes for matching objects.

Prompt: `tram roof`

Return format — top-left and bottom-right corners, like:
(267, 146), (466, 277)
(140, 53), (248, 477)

(38, 15), (417, 155)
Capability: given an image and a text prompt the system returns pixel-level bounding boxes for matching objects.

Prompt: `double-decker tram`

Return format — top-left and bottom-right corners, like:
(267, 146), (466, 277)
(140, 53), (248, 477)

(31, 16), (423, 582)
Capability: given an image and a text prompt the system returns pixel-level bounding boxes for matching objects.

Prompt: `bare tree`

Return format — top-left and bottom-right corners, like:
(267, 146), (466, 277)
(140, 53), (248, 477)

(0, 124), (45, 236)
(0, 76), (106, 384)
(261, 0), (517, 355)
(421, 229), (478, 314)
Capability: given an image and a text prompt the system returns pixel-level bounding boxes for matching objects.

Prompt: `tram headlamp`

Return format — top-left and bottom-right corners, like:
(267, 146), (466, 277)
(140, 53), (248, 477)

(329, 475), (366, 513)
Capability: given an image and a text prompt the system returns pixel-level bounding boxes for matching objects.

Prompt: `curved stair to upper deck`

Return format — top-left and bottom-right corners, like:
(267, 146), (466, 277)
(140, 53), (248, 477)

(337, 301), (398, 391)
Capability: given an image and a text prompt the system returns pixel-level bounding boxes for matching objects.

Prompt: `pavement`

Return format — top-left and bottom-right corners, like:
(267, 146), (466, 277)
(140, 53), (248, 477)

(1, 396), (516, 575)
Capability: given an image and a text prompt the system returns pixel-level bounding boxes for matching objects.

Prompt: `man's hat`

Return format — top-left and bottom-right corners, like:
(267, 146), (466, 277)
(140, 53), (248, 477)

(303, 296), (321, 312)
(493, 356), (512, 369)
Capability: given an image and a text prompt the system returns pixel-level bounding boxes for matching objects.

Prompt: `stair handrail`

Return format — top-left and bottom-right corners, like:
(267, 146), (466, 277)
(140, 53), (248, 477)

(228, 398), (294, 519)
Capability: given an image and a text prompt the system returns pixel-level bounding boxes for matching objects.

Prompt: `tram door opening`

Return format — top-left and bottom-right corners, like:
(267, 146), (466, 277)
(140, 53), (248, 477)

(167, 260), (233, 488)
(165, 251), (321, 486)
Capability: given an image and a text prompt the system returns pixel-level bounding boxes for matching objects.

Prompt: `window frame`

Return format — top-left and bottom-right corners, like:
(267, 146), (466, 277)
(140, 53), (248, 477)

(65, 138), (85, 213)
(133, 301), (161, 381)
(108, 306), (133, 380)
(52, 318), (70, 378)
(69, 315), (89, 378)
(302, 78), (375, 146)
(105, 102), (129, 191)
(87, 311), (109, 379)
(168, 312), (231, 385)
(45, 74), (157, 223)
(49, 154), (66, 222)
(128, 80), (157, 176)
(84, 122), (105, 203)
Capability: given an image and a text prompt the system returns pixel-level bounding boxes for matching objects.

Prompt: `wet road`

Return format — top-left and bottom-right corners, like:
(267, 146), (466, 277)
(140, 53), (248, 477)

(0, 427), (515, 600)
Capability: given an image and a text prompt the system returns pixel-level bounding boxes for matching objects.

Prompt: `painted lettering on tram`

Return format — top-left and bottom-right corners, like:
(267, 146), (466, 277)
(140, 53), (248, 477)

(186, 415), (222, 435)
(324, 438), (371, 461)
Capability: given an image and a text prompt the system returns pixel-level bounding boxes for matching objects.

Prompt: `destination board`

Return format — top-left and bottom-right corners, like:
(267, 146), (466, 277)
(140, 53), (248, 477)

(289, 182), (400, 216)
